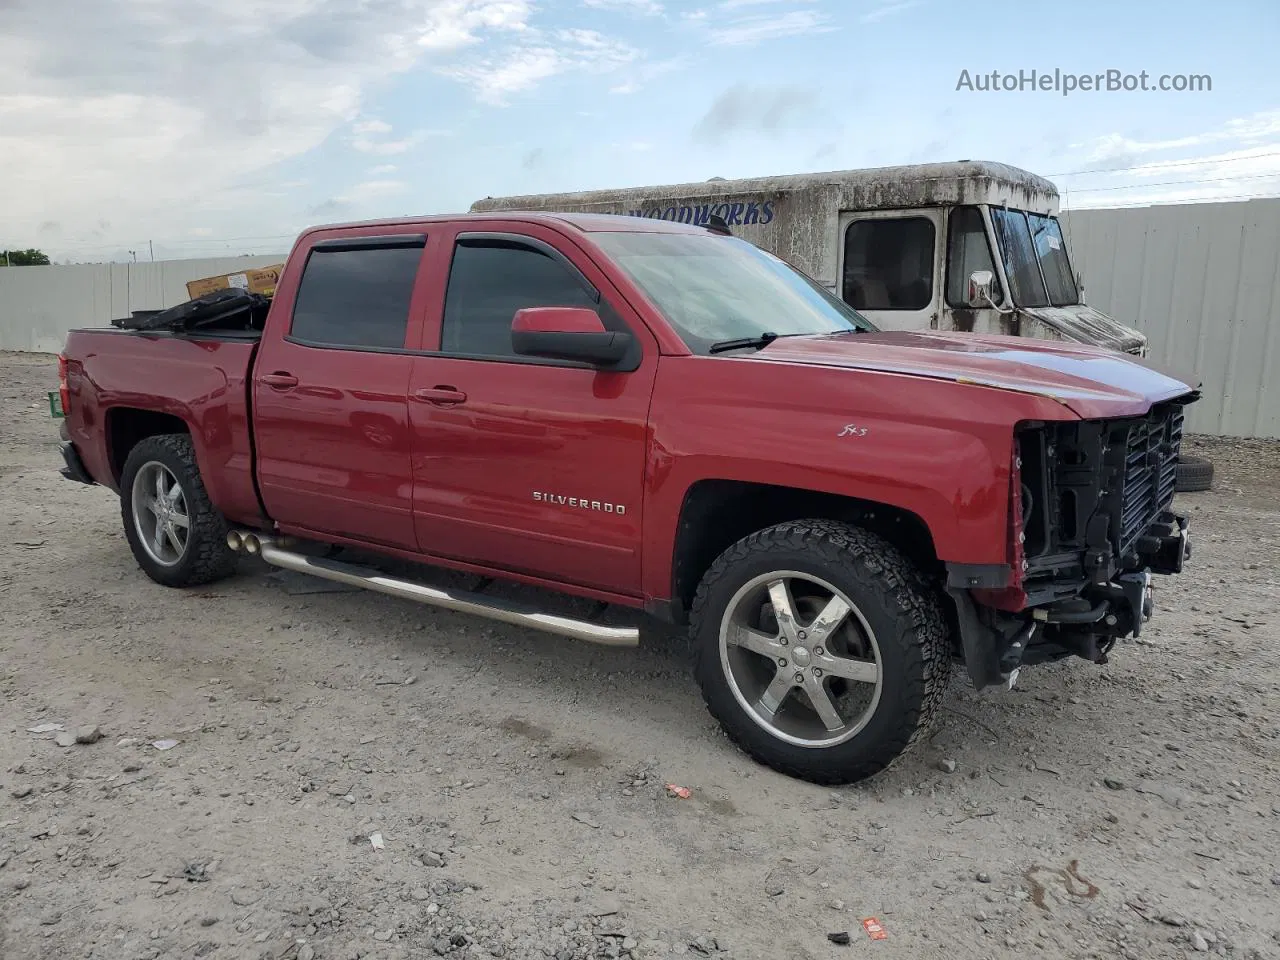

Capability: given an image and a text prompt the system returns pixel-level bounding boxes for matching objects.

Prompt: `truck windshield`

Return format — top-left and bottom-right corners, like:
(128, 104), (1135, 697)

(989, 208), (1079, 308)
(590, 231), (877, 354)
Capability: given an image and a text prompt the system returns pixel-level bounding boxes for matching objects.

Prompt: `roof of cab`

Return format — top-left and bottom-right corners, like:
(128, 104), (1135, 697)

(298, 209), (705, 241)
(470, 160), (1060, 214)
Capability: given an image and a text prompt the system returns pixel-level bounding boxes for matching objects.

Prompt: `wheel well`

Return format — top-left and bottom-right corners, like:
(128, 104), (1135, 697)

(669, 480), (941, 624)
(106, 408), (190, 482)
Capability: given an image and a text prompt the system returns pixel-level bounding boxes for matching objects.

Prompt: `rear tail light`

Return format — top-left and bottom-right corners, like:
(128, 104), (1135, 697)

(58, 354), (71, 417)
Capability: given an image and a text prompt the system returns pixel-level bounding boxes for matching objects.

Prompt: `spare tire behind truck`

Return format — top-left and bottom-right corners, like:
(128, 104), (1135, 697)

(1175, 455), (1214, 493)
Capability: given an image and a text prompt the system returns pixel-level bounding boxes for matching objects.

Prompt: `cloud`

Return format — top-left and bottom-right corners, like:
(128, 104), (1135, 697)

(0, 0), (594, 258)
(1057, 110), (1280, 208)
(369, 164), (399, 175)
(305, 178), (409, 217)
(809, 142), (837, 164)
(860, 0), (923, 23)
(416, 0), (534, 50)
(351, 129), (443, 155)
(1078, 110), (1280, 166)
(438, 28), (639, 104)
(583, 0), (663, 14)
(344, 179), (409, 202)
(701, 6), (833, 46)
(692, 83), (822, 144)
(609, 56), (687, 94)
(307, 198), (349, 218)
(346, 118), (451, 155)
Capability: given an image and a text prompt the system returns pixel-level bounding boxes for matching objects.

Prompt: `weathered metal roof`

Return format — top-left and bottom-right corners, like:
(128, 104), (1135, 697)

(471, 160), (1059, 214)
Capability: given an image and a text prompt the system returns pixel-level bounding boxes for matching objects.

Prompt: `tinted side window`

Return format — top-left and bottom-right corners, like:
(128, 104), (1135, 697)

(441, 240), (597, 357)
(290, 244), (423, 349)
(945, 206), (1001, 307)
(842, 217), (935, 311)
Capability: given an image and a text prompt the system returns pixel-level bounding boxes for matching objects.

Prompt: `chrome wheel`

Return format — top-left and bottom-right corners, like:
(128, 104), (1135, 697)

(130, 461), (190, 567)
(718, 570), (883, 748)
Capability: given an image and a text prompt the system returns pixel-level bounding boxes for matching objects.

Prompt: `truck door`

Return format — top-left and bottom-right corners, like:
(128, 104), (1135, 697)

(405, 224), (659, 596)
(837, 209), (942, 331)
(252, 232), (430, 550)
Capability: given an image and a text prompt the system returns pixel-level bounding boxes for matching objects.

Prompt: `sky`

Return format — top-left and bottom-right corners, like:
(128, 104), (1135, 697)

(1, 0), (1278, 263)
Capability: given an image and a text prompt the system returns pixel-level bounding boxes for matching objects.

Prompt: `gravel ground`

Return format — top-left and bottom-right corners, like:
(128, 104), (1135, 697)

(1, 349), (1278, 960)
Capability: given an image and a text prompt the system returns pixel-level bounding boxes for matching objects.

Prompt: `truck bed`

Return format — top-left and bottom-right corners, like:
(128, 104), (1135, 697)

(61, 327), (264, 526)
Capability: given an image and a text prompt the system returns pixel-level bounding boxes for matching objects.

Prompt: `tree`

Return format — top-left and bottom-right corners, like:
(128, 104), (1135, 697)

(0, 249), (51, 266)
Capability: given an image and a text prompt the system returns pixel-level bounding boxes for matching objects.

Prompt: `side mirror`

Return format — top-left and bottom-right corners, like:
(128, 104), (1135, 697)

(511, 307), (633, 367)
(966, 270), (996, 309)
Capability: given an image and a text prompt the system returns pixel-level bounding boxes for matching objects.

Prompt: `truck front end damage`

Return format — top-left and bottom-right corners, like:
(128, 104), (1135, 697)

(949, 392), (1197, 688)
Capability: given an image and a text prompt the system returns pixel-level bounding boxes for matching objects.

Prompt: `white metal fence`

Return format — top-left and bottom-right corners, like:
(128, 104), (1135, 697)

(0, 255), (285, 353)
(1062, 198), (1280, 440)
(3, 199), (1280, 438)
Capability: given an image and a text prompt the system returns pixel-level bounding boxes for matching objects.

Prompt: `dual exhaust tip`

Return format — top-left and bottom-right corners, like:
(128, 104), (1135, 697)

(226, 530), (263, 555)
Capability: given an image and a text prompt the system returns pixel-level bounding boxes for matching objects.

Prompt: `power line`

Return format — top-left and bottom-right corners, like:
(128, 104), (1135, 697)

(1064, 192), (1278, 210)
(52, 233), (295, 248)
(1065, 171), (1280, 194)
(1047, 150), (1280, 178)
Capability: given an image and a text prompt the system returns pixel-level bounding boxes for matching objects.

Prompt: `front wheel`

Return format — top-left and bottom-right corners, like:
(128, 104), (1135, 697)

(690, 520), (950, 784)
(120, 434), (238, 588)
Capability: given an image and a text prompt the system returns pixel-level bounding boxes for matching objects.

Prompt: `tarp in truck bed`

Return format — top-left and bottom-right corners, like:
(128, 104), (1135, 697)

(110, 288), (271, 333)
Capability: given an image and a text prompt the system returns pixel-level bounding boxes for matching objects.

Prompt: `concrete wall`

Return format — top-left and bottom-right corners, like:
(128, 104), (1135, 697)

(1061, 199), (1280, 439)
(0, 255), (286, 353)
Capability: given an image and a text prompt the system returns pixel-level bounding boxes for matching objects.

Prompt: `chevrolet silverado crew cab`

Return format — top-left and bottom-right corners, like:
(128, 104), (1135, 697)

(56, 211), (1198, 784)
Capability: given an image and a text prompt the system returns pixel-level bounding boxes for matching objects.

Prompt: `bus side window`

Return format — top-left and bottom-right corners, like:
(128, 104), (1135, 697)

(842, 217), (935, 311)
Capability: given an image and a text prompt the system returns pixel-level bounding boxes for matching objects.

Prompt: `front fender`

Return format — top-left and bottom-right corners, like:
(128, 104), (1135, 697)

(640, 356), (1072, 601)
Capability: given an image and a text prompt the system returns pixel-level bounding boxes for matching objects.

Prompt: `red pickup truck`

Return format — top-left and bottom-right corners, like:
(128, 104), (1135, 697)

(56, 211), (1197, 784)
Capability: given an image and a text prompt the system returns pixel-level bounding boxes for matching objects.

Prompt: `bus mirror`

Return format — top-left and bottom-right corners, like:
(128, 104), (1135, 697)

(966, 270), (996, 309)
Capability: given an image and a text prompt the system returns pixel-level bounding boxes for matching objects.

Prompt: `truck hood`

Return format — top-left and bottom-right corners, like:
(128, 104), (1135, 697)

(753, 330), (1199, 419)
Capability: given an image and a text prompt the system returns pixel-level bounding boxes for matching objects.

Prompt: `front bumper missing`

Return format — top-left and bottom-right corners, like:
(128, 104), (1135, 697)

(950, 514), (1191, 690)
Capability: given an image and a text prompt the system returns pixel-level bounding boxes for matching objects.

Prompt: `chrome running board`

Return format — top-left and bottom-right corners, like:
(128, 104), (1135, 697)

(226, 531), (639, 647)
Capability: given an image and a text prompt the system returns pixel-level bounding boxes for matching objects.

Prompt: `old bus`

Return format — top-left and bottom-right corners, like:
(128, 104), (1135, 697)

(471, 160), (1146, 355)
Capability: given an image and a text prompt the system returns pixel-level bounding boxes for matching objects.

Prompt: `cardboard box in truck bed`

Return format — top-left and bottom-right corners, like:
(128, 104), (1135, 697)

(186, 264), (284, 301)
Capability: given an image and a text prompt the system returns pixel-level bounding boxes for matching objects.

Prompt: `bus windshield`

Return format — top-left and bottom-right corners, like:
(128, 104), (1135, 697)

(989, 208), (1079, 308)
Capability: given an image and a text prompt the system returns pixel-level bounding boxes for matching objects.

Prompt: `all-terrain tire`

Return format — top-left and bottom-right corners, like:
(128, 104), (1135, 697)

(1175, 455), (1214, 493)
(120, 433), (238, 588)
(690, 519), (950, 785)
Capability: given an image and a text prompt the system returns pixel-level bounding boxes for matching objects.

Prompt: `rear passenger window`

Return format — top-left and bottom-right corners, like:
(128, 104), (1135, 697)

(441, 239), (597, 357)
(290, 241), (424, 349)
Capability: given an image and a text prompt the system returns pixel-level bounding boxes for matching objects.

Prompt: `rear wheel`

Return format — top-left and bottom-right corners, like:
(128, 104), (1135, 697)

(691, 519), (949, 784)
(120, 434), (238, 587)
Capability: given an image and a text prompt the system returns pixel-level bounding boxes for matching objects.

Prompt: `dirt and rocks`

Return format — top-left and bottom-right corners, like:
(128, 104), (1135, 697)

(1, 349), (1278, 960)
